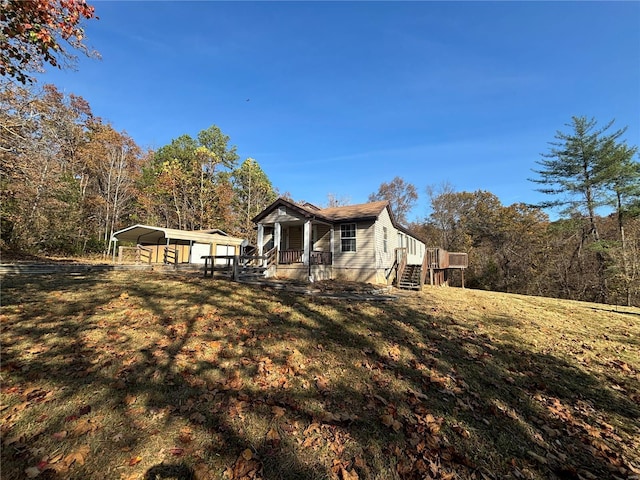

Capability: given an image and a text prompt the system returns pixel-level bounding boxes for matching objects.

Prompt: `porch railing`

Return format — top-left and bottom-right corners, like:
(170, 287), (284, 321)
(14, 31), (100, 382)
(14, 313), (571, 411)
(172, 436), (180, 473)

(279, 249), (303, 264)
(310, 251), (332, 265)
(277, 249), (332, 265)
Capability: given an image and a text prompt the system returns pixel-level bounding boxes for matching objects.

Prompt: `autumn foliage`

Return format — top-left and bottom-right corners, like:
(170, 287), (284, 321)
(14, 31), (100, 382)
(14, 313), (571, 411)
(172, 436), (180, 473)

(0, 0), (97, 83)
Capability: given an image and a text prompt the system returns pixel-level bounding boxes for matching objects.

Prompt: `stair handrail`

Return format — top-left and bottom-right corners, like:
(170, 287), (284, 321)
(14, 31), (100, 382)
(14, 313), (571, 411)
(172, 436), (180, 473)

(395, 247), (407, 287)
(420, 248), (429, 287)
(264, 247), (277, 268)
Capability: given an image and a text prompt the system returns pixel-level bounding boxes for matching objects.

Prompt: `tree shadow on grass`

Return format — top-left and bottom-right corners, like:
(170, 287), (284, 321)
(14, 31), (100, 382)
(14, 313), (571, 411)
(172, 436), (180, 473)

(145, 463), (194, 479)
(1, 272), (638, 480)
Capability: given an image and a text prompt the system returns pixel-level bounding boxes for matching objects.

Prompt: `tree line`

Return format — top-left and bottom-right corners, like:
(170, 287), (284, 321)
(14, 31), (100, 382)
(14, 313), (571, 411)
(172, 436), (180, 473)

(0, 82), (277, 255)
(369, 118), (639, 307)
(1, 81), (638, 306)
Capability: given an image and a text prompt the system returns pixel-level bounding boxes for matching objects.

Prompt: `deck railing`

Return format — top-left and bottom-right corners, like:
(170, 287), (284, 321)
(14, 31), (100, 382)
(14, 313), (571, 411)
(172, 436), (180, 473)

(448, 252), (468, 268)
(425, 248), (467, 269)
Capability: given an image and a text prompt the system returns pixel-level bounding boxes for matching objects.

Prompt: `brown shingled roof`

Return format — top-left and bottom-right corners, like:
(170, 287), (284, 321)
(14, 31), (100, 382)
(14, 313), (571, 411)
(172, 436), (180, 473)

(252, 197), (407, 230)
(317, 201), (389, 222)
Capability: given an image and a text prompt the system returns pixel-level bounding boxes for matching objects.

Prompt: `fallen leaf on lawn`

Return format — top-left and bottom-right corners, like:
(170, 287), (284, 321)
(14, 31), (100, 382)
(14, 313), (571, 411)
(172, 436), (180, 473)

(266, 427), (281, 442)
(52, 431), (67, 440)
(190, 412), (206, 424)
(25, 466), (41, 478)
(340, 466), (359, 480)
(241, 448), (253, 461)
(224, 449), (262, 479)
(169, 447), (184, 456)
(63, 444), (90, 467)
(71, 418), (95, 437)
(303, 422), (320, 436)
(178, 427), (193, 444)
(315, 375), (329, 391)
(380, 414), (402, 432)
(193, 462), (216, 480)
(48, 452), (64, 464)
(271, 406), (286, 418)
(388, 344), (401, 361)
(225, 371), (244, 390)
(301, 436), (318, 449)
(128, 456), (142, 466)
(452, 424), (470, 438)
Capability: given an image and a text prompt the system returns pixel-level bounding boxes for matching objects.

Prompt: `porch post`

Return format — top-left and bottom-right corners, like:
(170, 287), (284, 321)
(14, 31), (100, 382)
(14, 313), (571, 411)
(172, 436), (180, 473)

(257, 224), (264, 255)
(303, 220), (311, 265)
(330, 226), (335, 259)
(274, 222), (281, 264)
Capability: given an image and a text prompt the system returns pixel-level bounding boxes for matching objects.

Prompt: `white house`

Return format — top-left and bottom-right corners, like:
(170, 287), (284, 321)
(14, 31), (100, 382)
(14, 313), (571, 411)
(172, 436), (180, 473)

(252, 198), (426, 284)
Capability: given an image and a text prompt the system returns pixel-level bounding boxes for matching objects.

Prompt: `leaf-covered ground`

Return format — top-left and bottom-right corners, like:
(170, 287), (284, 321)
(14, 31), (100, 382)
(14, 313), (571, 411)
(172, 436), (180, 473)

(1, 271), (639, 480)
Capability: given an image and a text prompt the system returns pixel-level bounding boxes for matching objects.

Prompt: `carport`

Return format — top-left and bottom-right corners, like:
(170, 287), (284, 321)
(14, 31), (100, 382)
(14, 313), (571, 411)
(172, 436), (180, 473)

(110, 224), (245, 265)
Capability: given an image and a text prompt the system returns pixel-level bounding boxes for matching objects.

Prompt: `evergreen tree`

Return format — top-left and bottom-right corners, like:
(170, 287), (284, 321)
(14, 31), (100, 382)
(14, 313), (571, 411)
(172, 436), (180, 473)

(531, 116), (636, 303)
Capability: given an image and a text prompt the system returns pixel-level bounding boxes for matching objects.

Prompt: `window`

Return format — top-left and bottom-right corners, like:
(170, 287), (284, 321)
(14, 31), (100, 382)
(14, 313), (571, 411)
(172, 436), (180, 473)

(341, 224), (356, 252)
(383, 226), (388, 253)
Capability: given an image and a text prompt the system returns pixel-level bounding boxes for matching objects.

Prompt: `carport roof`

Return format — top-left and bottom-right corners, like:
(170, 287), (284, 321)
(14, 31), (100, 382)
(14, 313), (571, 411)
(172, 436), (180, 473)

(111, 224), (244, 245)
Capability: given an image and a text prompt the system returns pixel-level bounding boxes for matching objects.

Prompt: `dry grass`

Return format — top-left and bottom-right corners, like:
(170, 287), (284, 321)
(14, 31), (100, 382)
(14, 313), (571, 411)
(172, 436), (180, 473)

(1, 271), (639, 480)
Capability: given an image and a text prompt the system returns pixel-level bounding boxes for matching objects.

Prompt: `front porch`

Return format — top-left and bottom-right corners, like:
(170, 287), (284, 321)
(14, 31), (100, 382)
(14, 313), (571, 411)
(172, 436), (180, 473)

(256, 217), (335, 268)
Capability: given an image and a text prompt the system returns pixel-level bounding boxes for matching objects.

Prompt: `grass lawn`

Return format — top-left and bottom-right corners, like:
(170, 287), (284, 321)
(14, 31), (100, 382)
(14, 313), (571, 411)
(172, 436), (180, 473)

(1, 271), (639, 480)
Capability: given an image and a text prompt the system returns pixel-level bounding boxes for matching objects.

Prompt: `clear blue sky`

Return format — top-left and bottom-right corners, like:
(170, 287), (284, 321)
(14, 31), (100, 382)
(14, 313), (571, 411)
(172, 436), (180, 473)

(39, 1), (640, 222)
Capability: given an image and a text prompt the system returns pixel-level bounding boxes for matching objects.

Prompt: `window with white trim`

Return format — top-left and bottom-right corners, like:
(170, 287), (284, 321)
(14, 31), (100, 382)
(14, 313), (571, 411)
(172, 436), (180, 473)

(340, 224), (356, 252)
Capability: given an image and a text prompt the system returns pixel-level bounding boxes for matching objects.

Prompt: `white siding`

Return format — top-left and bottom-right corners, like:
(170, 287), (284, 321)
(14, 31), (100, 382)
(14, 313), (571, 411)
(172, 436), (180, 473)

(261, 206), (305, 224)
(374, 208), (396, 270)
(313, 224), (331, 251)
(333, 220), (375, 269)
(375, 208), (426, 265)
